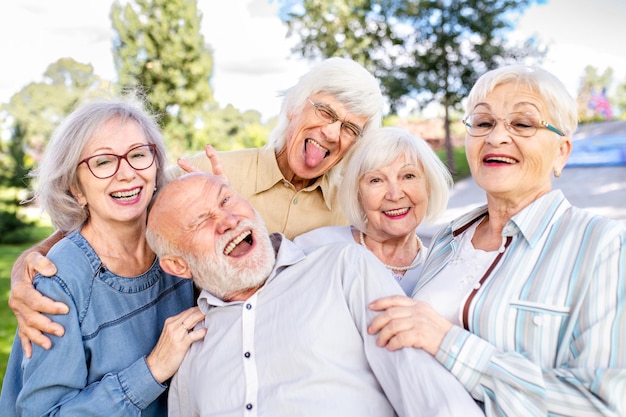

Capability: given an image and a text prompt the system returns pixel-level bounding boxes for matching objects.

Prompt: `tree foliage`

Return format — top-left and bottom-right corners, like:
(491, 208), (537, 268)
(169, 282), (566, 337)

(614, 77), (626, 120)
(202, 105), (272, 151)
(278, 0), (544, 171)
(0, 58), (104, 187)
(111, 0), (216, 156)
(0, 58), (103, 236)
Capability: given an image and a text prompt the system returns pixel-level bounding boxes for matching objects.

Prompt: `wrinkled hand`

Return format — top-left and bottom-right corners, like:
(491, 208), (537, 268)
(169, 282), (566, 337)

(177, 144), (229, 182)
(368, 295), (452, 355)
(146, 306), (207, 383)
(9, 251), (68, 358)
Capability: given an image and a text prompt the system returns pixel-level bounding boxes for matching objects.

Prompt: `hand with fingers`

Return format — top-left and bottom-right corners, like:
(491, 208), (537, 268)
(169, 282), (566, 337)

(146, 306), (207, 383)
(177, 144), (229, 182)
(9, 246), (68, 358)
(368, 295), (452, 356)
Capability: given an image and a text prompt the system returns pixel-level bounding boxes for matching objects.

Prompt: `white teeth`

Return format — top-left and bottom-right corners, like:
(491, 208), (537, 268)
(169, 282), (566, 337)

(224, 230), (251, 255)
(111, 189), (141, 199)
(384, 208), (409, 216)
(307, 139), (328, 152)
(486, 157), (517, 164)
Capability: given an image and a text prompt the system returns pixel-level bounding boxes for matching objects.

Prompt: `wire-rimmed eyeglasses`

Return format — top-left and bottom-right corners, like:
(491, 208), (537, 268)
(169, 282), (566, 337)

(78, 144), (157, 179)
(307, 98), (363, 141)
(463, 112), (565, 137)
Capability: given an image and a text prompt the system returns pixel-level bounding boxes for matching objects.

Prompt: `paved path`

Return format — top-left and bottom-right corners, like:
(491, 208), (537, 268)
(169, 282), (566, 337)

(417, 165), (626, 245)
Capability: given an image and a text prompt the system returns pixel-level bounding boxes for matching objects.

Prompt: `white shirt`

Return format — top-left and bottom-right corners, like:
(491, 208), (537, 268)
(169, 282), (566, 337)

(168, 235), (483, 417)
(414, 220), (502, 325)
(294, 225), (426, 295)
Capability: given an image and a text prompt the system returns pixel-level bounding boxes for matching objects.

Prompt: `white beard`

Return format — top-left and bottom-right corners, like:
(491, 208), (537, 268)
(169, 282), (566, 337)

(186, 212), (275, 300)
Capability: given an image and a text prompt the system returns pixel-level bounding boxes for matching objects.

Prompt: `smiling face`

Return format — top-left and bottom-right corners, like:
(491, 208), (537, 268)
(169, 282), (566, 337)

(358, 155), (429, 243)
(73, 116), (157, 228)
(279, 93), (369, 183)
(153, 173), (276, 300)
(465, 83), (571, 207)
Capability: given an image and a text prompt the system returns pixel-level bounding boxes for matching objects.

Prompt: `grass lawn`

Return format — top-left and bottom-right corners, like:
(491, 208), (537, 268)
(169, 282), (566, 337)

(0, 225), (54, 389)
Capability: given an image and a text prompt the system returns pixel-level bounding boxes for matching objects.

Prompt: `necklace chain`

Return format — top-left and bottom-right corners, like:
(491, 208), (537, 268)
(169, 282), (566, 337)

(359, 230), (423, 271)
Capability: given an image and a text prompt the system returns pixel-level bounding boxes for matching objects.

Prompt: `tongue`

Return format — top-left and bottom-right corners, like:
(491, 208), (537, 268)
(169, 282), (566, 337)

(305, 140), (327, 168)
(229, 239), (252, 257)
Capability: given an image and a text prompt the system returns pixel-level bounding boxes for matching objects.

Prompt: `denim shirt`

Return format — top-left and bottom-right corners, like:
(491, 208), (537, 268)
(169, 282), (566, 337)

(0, 231), (195, 417)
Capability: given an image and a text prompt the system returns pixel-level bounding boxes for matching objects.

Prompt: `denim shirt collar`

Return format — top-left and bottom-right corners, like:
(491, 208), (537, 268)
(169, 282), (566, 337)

(66, 230), (162, 293)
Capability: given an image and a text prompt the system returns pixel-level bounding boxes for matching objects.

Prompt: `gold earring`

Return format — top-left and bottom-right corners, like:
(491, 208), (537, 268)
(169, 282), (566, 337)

(554, 168), (561, 178)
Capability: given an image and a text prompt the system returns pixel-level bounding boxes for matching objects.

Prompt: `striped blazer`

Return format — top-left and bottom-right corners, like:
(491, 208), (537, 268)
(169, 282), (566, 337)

(414, 190), (626, 416)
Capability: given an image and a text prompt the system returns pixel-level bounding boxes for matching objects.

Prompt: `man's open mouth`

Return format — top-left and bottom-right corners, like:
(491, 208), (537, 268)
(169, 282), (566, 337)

(304, 138), (330, 167)
(224, 230), (254, 256)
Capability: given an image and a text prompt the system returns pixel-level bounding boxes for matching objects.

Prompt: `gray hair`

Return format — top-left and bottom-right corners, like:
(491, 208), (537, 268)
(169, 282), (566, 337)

(465, 65), (578, 137)
(339, 127), (452, 232)
(267, 57), (384, 183)
(31, 95), (168, 232)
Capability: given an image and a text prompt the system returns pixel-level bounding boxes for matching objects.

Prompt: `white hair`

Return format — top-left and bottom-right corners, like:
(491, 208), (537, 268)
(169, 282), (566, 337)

(339, 127), (452, 232)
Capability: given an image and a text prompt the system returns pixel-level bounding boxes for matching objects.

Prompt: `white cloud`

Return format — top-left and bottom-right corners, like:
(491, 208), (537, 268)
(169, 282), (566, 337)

(0, 1), (116, 95)
(513, 0), (626, 95)
(0, 0), (624, 120)
(198, 0), (308, 119)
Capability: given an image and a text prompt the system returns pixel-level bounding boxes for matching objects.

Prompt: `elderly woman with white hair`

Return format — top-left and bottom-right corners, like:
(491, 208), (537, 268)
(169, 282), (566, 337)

(368, 65), (626, 416)
(295, 126), (452, 295)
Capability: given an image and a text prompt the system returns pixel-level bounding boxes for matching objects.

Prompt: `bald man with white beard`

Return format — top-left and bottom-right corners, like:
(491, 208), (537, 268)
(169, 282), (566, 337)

(146, 172), (484, 417)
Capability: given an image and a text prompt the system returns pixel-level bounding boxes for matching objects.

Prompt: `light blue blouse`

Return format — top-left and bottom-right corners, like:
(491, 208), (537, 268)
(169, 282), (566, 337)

(168, 235), (483, 417)
(415, 190), (626, 416)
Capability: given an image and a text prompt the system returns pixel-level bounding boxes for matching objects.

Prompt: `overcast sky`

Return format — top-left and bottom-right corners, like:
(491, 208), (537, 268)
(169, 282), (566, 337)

(1, 0), (625, 120)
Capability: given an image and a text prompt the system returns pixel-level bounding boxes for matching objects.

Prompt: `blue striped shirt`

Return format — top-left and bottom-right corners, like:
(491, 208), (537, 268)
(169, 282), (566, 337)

(413, 190), (626, 416)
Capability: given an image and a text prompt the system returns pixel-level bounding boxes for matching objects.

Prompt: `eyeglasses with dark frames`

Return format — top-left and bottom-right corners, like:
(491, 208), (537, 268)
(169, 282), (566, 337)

(78, 144), (157, 179)
(462, 112), (564, 138)
(307, 98), (363, 141)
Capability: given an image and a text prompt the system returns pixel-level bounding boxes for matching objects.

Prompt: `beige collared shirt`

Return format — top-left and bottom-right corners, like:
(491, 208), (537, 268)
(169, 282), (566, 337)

(169, 146), (347, 239)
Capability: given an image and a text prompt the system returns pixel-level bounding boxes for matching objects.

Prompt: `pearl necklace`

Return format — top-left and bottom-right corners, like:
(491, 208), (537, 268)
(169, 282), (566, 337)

(359, 230), (423, 271)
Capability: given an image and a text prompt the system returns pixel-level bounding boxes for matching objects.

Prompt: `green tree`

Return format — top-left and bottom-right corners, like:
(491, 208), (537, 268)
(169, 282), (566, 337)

(278, 0), (544, 172)
(0, 58), (102, 240)
(111, 0), (216, 157)
(1, 58), (104, 186)
(614, 77), (626, 120)
(200, 105), (271, 152)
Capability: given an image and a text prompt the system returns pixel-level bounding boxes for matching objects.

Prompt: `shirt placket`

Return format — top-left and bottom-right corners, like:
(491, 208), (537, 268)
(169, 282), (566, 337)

(241, 293), (259, 417)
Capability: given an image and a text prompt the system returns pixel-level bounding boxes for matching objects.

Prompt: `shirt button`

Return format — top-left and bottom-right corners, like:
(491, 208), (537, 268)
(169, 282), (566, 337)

(246, 403), (253, 410)
(450, 345), (460, 354)
(244, 351), (251, 358)
(283, 181), (290, 187)
(246, 303), (253, 310)
(293, 198), (298, 205)
(533, 316), (543, 326)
